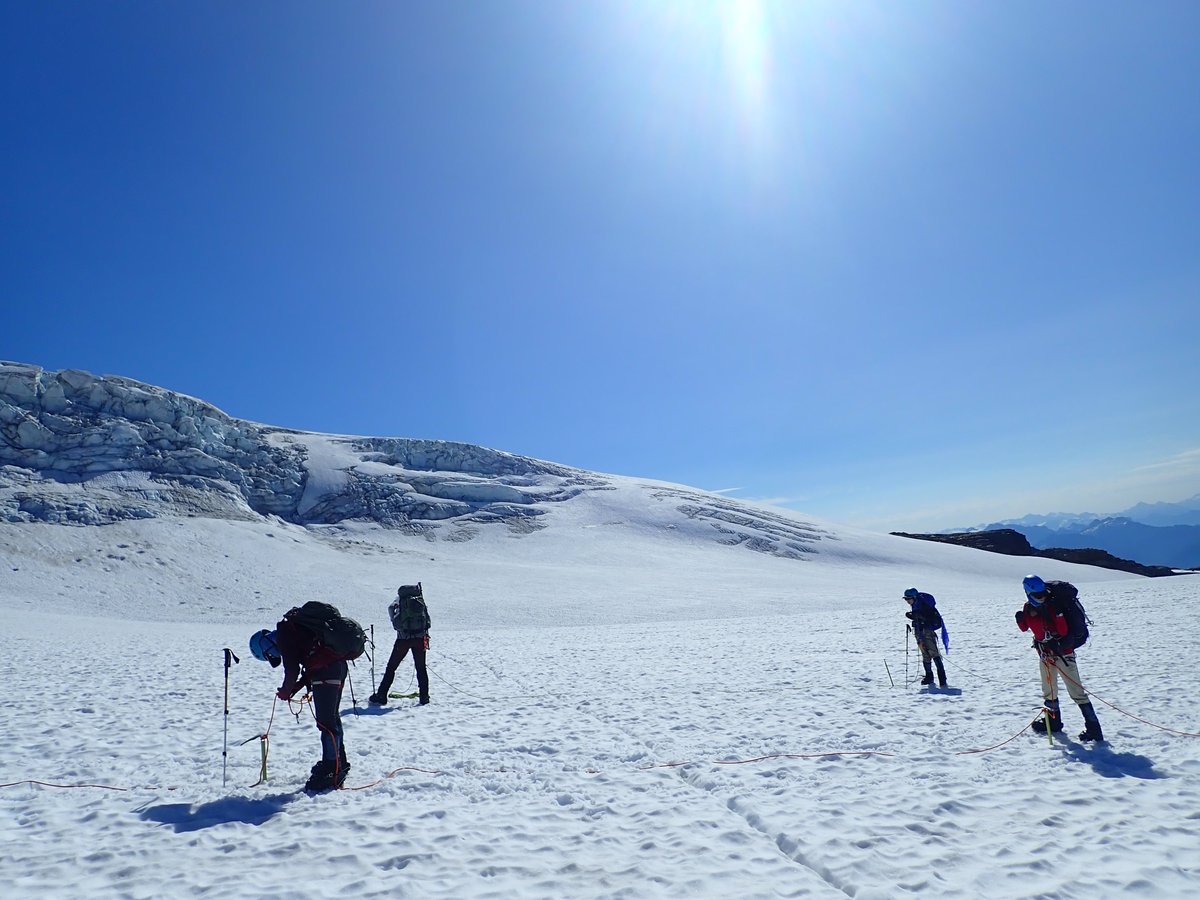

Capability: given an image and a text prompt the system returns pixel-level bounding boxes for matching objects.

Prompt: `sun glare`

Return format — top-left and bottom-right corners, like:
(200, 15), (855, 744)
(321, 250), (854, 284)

(721, 0), (771, 144)
(615, 0), (789, 189)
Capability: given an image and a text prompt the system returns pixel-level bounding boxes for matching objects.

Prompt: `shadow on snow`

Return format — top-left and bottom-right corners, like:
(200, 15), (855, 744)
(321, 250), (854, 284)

(139, 792), (297, 832)
(1061, 742), (1166, 780)
(919, 686), (965, 697)
(345, 705), (399, 716)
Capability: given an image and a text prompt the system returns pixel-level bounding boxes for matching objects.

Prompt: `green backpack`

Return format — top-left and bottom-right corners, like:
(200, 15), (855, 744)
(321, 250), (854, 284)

(389, 583), (431, 635)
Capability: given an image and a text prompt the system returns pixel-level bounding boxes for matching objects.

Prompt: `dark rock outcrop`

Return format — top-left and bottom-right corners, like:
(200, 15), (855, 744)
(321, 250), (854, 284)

(891, 528), (1184, 577)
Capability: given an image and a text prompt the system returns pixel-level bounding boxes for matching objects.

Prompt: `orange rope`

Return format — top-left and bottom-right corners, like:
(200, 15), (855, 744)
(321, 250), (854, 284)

(300, 682), (358, 788)
(0, 780), (128, 791)
(344, 766), (450, 791)
(638, 750), (895, 770)
(715, 751), (895, 764)
(247, 694), (284, 788)
(7, 664), (1198, 797)
(955, 711), (1045, 755)
(1050, 659), (1200, 738)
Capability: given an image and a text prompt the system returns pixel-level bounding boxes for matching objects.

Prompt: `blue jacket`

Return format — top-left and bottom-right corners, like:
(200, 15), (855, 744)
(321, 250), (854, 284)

(906, 592), (950, 651)
(907, 593), (941, 633)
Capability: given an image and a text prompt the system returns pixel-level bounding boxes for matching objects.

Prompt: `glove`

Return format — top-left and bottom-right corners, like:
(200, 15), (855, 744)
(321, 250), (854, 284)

(1038, 638), (1062, 659)
(905, 611), (914, 620)
(276, 687), (292, 701)
(1015, 610), (1027, 630)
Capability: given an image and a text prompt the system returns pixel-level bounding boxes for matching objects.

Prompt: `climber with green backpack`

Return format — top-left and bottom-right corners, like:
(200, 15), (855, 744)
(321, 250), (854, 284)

(369, 583), (432, 708)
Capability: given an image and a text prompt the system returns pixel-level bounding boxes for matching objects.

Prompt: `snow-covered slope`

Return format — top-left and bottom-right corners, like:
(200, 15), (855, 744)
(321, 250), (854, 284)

(0, 358), (1145, 651)
(1, 361), (1140, 630)
(3, 508), (1197, 899)
(6, 362), (1197, 900)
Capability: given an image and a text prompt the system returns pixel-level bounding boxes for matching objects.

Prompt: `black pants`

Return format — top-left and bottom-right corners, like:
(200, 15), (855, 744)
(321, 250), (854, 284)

(377, 637), (428, 702)
(310, 659), (348, 762)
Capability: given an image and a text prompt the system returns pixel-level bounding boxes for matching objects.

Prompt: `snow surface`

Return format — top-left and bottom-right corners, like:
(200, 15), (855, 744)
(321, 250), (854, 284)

(3, 489), (1199, 899)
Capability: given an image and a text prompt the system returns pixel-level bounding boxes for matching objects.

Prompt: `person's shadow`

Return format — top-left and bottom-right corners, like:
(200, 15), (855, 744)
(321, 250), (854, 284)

(1060, 741), (1165, 779)
(139, 792), (298, 832)
(920, 686), (964, 697)
(347, 703), (400, 716)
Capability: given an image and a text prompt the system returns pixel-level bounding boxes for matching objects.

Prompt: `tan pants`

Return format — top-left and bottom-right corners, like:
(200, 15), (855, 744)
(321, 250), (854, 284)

(915, 629), (941, 662)
(1039, 653), (1090, 706)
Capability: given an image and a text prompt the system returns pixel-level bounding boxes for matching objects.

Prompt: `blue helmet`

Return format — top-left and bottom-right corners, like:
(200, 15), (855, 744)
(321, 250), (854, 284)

(903, 588), (920, 600)
(249, 629), (281, 667)
(1023, 575), (1047, 602)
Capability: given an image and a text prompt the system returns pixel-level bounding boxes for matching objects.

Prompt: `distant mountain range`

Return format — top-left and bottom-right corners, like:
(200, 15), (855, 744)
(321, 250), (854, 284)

(955, 494), (1200, 532)
(1118, 496), (1200, 528)
(947, 496), (1200, 570)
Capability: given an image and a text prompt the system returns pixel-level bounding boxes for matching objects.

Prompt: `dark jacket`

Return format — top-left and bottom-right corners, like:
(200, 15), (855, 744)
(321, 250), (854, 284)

(276, 615), (343, 698)
(906, 593), (943, 634)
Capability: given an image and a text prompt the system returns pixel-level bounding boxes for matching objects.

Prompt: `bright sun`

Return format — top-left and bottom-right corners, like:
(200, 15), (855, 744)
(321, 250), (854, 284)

(721, 0), (770, 126)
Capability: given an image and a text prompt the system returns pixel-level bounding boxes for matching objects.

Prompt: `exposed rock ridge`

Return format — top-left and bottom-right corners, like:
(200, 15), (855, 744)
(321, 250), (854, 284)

(891, 528), (1184, 577)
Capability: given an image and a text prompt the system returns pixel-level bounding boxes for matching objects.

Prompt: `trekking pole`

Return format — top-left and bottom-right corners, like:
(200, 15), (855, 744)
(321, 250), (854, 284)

(370, 625), (376, 694)
(222, 648), (239, 786)
(347, 672), (358, 709)
(905, 625), (910, 687)
(884, 659), (895, 688)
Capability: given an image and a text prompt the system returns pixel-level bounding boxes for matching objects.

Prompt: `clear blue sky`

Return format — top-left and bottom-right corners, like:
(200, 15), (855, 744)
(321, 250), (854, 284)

(3, 2), (1198, 532)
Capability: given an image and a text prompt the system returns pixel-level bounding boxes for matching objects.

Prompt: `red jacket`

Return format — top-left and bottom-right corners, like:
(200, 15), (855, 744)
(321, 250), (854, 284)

(1015, 600), (1072, 652)
(275, 615), (343, 698)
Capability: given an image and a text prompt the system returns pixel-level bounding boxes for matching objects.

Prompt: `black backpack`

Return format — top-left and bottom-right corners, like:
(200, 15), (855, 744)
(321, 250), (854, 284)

(285, 601), (368, 661)
(389, 583), (431, 635)
(1047, 581), (1090, 649)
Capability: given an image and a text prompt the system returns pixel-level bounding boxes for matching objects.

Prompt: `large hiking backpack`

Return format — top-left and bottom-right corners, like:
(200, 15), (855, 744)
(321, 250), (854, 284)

(921, 599), (948, 651)
(1047, 581), (1090, 649)
(909, 594), (949, 651)
(285, 601), (368, 661)
(389, 583), (431, 635)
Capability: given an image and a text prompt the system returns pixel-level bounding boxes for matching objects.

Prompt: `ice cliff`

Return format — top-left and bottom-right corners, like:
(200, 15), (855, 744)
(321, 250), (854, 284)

(0, 362), (832, 560)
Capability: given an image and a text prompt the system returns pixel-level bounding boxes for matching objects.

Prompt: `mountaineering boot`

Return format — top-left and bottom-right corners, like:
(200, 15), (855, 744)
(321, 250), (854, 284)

(418, 695), (430, 706)
(934, 658), (948, 688)
(368, 693), (387, 707)
(305, 759), (337, 792)
(1078, 702), (1105, 742)
(920, 660), (934, 686)
(333, 760), (351, 789)
(1031, 701), (1063, 734)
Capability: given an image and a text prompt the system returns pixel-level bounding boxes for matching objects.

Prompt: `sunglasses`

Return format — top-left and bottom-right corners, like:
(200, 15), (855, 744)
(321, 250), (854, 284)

(1027, 591), (1047, 601)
